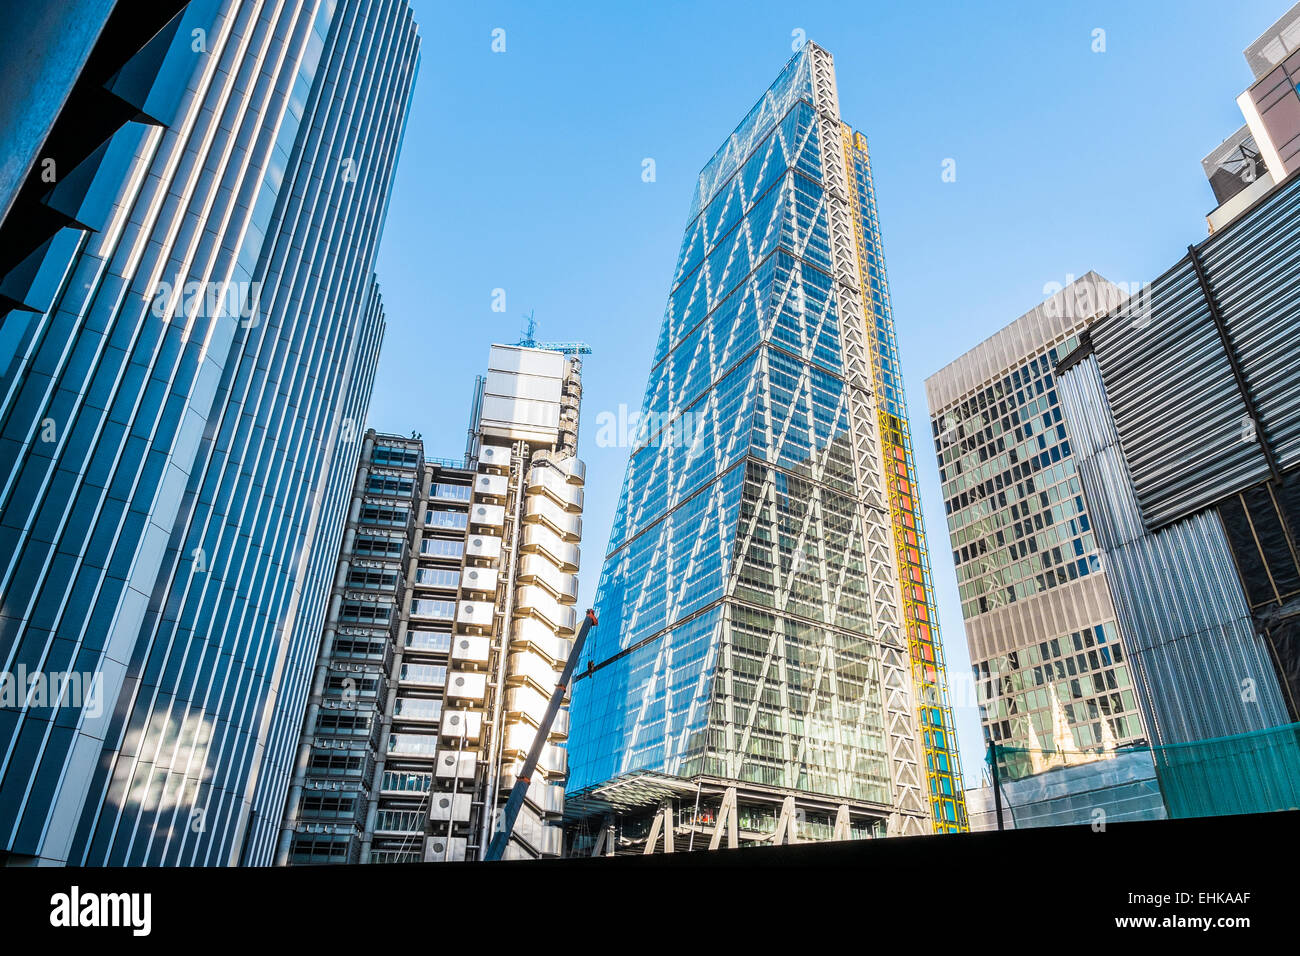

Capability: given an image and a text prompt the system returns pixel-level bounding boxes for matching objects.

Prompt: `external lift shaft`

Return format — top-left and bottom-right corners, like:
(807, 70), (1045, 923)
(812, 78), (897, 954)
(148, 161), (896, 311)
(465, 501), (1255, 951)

(483, 608), (598, 861)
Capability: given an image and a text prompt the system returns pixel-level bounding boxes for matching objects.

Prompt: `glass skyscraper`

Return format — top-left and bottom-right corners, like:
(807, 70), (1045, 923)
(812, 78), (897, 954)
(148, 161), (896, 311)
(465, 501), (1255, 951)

(0, 0), (418, 866)
(567, 42), (966, 843)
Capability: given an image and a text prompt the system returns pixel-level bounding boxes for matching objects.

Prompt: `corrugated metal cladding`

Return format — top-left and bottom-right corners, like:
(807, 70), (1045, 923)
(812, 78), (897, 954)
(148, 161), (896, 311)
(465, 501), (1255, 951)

(1057, 355), (1290, 746)
(1090, 172), (1300, 529)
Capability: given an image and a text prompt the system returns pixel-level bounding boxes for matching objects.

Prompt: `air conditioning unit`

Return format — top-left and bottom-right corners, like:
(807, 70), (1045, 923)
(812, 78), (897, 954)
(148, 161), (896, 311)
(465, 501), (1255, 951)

(439, 710), (483, 742)
(456, 600), (496, 628)
(451, 635), (491, 666)
(445, 670), (487, 702)
(425, 836), (468, 862)
(434, 750), (477, 780)
(460, 567), (499, 594)
(429, 793), (472, 823)
(464, 535), (502, 560)
(474, 473), (508, 498)
(470, 503), (505, 527)
(478, 445), (510, 470)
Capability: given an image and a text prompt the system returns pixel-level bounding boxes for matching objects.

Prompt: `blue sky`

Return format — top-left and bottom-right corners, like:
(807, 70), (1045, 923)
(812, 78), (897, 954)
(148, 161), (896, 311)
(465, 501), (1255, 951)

(369, 0), (1287, 785)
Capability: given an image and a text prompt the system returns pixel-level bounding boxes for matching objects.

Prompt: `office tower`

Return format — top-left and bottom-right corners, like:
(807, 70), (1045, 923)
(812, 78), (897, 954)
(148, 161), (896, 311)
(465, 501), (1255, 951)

(1051, 0), (1300, 804)
(1205, 2), (1300, 231)
(925, 274), (1170, 826)
(0, 0), (418, 866)
(1239, 4), (1300, 179)
(566, 43), (965, 854)
(933, 4), (1300, 828)
(279, 344), (587, 863)
(1054, 167), (1300, 816)
(0, 1), (188, 292)
(277, 431), (461, 865)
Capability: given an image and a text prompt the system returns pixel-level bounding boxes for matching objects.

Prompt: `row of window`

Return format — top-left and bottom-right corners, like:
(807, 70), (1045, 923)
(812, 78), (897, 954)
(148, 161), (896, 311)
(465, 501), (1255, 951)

(289, 837), (356, 863)
(399, 663), (446, 687)
(353, 534), (404, 559)
(347, 568), (399, 591)
(411, 598), (455, 621)
(314, 711), (375, 736)
(406, 630), (452, 653)
(372, 445), (421, 468)
(393, 697), (442, 721)
(388, 732), (439, 755)
(366, 474), (415, 498)
(421, 537), (464, 560)
(426, 508), (467, 530)
(340, 602), (391, 625)
(431, 482), (472, 501)
(332, 636), (387, 660)
(361, 504), (410, 528)
(381, 770), (432, 793)
(299, 794), (361, 820)
(414, 567), (459, 590)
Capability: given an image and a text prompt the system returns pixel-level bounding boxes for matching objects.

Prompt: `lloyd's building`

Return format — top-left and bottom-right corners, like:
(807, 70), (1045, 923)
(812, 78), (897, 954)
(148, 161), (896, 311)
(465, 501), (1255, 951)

(565, 43), (967, 853)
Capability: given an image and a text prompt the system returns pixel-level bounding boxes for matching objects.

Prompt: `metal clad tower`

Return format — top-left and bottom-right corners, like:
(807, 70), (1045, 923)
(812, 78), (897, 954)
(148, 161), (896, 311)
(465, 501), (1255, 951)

(279, 342), (588, 864)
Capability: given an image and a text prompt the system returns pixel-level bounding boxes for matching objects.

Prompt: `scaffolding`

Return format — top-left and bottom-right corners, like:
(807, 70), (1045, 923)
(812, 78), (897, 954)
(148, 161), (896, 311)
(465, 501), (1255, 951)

(842, 128), (968, 833)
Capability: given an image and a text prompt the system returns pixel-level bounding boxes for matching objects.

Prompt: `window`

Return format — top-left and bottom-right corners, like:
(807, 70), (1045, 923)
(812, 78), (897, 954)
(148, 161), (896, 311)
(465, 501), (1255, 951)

(375, 809), (424, 832)
(432, 482), (472, 502)
(314, 711), (372, 735)
(347, 568), (398, 591)
(307, 753), (364, 775)
(367, 474), (415, 497)
(426, 508), (468, 530)
(340, 602), (392, 625)
(325, 674), (380, 695)
(354, 534), (403, 558)
(406, 630), (451, 653)
(394, 697), (442, 721)
(381, 770), (432, 793)
(290, 837), (353, 864)
(420, 538), (464, 560)
(388, 732), (438, 755)
(399, 663), (446, 686)
(373, 445), (420, 467)
(333, 636), (387, 659)
(361, 504), (409, 527)
(411, 598), (455, 621)
(300, 794), (359, 819)
(414, 567), (459, 589)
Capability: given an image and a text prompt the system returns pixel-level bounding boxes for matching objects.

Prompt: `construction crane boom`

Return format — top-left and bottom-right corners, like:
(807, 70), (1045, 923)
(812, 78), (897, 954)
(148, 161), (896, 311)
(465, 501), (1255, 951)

(534, 341), (591, 355)
(483, 608), (598, 861)
(513, 310), (591, 355)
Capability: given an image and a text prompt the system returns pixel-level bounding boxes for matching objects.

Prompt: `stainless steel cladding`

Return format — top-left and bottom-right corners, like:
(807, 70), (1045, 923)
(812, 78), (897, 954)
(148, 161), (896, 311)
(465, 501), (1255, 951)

(1090, 173), (1300, 529)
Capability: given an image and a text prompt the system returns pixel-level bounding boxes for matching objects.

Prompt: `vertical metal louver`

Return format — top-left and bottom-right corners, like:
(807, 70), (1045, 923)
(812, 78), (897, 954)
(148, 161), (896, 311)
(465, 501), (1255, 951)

(1057, 354), (1289, 747)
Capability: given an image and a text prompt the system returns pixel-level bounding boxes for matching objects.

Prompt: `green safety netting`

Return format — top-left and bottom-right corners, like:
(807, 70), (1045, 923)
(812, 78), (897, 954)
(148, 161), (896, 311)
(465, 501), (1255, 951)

(987, 722), (1300, 821)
